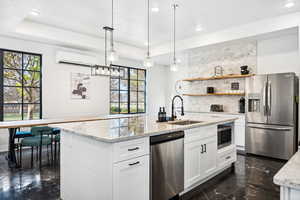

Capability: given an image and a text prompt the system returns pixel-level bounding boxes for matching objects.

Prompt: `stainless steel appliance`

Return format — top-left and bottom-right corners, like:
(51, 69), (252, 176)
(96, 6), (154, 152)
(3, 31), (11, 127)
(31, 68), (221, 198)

(210, 104), (224, 112)
(150, 131), (184, 200)
(218, 123), (233, 149)
(246, 72), (299, 160)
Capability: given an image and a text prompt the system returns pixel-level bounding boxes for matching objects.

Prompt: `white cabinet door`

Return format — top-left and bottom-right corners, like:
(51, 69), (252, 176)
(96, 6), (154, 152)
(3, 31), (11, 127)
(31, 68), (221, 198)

(184, 136), (217, 189)
(200, 137), (217, 179)
(113, 155), (149, 200)
(184, 139), (202, 188)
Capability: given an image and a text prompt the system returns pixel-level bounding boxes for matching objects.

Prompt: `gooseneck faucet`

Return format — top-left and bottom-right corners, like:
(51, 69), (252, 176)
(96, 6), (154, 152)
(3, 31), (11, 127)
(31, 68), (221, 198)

(171, 95), (184, 121)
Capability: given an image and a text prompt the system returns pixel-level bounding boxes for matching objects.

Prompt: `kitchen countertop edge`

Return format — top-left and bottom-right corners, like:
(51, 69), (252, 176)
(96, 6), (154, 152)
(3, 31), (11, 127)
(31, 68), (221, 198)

(273, 151), (300, 190)
(58, 117), (238, 143)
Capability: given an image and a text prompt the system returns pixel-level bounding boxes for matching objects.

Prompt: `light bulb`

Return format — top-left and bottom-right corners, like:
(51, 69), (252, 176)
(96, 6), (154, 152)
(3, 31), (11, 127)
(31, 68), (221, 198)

(143, 56), (154, 68)
(108, 50), (119, 62)
(101, 68), (106, 75)
(285, 0), (295, 8)
(95, 67), (100, 75)
(170, 62), (178, 72)
(104, 68), (110, 75)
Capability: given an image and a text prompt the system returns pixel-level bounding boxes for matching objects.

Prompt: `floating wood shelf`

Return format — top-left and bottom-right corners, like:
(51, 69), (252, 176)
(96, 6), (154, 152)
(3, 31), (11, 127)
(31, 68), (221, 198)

(182, 74), (255, 81)
(183, 93), (245, 96)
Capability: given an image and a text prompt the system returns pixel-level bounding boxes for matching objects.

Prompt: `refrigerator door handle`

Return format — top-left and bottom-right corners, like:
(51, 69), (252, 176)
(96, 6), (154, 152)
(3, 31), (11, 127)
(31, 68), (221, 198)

(263, 81), (268, 116)
(247, 125), (292, 132)
(268, 81), (272, 116)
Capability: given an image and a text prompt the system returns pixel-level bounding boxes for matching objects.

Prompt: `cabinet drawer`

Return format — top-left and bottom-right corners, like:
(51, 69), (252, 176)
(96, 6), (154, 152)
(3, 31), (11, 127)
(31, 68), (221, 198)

(185, 125), (217, 144)
(113, 137), (149, 163)
(218, 147), (236, 168)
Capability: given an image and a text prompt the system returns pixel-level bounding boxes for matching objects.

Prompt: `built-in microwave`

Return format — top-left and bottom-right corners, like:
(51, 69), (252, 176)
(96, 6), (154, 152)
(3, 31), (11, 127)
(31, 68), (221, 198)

(217, 123), (233, 149)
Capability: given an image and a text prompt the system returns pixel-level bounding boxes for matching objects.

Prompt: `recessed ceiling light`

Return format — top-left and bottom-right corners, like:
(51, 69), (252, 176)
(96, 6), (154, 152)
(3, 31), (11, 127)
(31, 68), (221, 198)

(151, 7), (159, 12)
(30, 9), (40, 16)
(285, 1), (295, 8)
(195, 25), (203, 32)
(144, 42), (149, 46)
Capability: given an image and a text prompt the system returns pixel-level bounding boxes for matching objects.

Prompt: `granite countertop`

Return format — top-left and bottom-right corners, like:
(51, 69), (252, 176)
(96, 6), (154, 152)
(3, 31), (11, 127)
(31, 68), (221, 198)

(186, 111), (245, 116)
(274, 151), (300, 190)
(56, 114), (238, 143)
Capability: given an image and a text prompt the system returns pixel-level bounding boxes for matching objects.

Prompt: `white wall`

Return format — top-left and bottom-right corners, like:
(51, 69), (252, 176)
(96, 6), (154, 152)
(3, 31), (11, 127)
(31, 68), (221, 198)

(165, 33), (300, 113)
(0, 35), (167, 151)
(257, 33), (299, 74)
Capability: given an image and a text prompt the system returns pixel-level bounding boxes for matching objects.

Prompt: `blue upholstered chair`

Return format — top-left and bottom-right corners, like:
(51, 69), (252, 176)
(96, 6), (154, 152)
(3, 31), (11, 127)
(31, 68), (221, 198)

(19, 127), (54, 168)
(52, 128), (61, 162)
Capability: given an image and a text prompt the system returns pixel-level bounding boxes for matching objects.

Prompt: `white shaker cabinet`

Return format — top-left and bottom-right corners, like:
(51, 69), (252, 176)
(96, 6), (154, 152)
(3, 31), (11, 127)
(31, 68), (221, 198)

(113, 155), (149, 200)
(200, 136), (217, 179)
(184, 125), (218, 189)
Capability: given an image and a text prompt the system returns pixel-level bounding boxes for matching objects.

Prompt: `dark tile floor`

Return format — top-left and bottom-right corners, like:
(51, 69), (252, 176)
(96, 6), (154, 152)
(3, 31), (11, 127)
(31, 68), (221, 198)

(0, 151), (285, 200)
(181, 154), (285, 200)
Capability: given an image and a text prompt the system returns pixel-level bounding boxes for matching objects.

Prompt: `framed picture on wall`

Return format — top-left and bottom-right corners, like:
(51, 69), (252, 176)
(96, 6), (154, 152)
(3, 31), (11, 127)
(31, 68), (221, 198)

(71, 73), (90, 99)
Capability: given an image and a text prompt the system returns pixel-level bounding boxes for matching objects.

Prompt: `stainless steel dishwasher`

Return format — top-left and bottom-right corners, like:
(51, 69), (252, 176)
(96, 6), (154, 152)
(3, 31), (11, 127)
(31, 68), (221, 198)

(150, 131), (184, 200)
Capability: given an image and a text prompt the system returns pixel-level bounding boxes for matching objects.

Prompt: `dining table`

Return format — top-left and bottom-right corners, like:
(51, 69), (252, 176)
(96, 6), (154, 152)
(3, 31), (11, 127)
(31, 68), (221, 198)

(0, 114), (142, 168)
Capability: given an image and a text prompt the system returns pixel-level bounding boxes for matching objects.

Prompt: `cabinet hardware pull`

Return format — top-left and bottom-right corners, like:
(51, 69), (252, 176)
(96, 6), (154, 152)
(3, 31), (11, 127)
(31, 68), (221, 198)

(128, 161), (140, 166)
(225, 156), (231, 160)
(128, 147), (139, 151)
(204, 144), (207, 153)
(201, 145), (203, 154)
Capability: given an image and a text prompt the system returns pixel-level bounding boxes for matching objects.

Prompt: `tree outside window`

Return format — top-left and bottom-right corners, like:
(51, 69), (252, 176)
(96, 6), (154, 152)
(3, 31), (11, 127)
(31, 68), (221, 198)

(110, 65), (146, 114)
(1, 50), (42, 121)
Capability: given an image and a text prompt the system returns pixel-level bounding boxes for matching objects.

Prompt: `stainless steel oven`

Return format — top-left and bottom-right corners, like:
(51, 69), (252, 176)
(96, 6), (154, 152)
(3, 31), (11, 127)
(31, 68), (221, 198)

(218, 123), (233, 149)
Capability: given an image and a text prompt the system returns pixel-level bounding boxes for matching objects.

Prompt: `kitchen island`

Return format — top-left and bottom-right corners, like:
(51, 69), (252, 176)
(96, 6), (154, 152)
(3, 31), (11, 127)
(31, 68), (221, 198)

(57, 114), (238, 200)
(274, 151), (300, 200)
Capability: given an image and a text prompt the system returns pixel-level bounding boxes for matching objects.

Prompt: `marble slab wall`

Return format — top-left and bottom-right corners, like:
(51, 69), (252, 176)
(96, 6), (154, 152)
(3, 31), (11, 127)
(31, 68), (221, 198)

(184, 41), (257, 113)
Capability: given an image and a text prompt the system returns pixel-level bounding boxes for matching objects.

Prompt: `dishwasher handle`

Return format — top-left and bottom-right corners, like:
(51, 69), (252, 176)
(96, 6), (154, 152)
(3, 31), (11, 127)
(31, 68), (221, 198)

(150, 131), (184, 145)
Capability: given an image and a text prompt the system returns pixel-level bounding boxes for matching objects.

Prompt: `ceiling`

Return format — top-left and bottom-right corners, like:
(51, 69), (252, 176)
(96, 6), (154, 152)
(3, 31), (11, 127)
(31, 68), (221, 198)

(20, 0), (300, 49)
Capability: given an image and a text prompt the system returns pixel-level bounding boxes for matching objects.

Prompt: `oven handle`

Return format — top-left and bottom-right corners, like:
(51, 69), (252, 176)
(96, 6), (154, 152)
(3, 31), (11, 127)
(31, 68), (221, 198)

(247, 126), (292, 131)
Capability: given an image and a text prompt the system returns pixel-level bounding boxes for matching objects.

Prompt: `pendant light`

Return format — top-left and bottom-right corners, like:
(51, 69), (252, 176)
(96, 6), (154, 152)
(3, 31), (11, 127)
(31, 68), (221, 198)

(108, 0), (119, 63)
(143, 0), (154, 68)
(170, 3), (179, 72)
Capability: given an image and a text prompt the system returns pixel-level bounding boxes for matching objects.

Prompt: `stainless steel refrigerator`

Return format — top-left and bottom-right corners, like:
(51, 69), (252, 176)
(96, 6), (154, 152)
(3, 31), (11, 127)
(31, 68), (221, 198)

(245, 72), (299, 160)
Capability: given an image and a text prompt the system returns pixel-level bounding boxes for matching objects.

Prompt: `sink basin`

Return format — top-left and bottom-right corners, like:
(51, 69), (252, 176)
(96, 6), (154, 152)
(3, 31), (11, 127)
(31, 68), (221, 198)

(168, 120), (204, 126)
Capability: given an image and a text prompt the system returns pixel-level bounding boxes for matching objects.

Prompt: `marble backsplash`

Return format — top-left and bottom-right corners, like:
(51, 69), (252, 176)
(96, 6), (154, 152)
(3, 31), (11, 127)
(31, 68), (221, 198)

(183, 41), (257, 113)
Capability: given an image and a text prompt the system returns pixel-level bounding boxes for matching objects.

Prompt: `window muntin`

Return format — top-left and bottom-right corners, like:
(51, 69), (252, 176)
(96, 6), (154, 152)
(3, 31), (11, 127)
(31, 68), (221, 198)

(1, 50), (42, 121)
(110, 65), (146, 114)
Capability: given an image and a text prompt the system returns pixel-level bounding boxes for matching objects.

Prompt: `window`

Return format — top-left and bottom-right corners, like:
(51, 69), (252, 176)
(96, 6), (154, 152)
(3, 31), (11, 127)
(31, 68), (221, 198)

(0, 49), (42, 121)
(110, 65), (146, 114)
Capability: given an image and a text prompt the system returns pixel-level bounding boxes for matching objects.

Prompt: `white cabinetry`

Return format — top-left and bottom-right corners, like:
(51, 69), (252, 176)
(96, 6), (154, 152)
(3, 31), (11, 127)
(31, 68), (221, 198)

(113, 155), (149, 200)
(190, 113), (245, 151)
(184, 125), (217, 189)
(61, 133), (149, 200)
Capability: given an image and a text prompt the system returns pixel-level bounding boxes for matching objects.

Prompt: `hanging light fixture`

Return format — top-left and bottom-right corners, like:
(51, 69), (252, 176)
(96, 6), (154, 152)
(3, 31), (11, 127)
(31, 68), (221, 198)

(108, 0), (119, 63)
(170, 3), (179, 72)
(143, 0), (154, 68)
(91, 26), (124, 77)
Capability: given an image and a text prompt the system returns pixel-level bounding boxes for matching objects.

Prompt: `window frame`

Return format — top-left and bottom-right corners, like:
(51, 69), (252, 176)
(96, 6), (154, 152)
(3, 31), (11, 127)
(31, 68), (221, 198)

(110, 64), (146, 114)
(0, 48), (43, 121)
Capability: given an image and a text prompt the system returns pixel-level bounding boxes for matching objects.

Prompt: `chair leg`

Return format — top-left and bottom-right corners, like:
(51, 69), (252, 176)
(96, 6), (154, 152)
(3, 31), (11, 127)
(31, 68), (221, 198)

(47, 145), (50, 165)
(31, 147), (34, 168)
(50, 142), (53, 164)
(36, 147), (39, 161)
(20, 145), (22, 168)
(39, 144), (42, 168)
(54, 142), (57, 164)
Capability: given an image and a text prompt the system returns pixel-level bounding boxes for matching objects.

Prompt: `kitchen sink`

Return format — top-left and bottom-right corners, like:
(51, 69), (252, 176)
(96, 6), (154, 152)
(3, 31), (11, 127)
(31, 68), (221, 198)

(168, 120), (204, 126)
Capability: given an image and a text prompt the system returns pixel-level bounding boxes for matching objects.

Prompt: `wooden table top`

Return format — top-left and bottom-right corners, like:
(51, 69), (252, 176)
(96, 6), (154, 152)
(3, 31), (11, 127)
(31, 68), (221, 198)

(0, 114), (143, 129)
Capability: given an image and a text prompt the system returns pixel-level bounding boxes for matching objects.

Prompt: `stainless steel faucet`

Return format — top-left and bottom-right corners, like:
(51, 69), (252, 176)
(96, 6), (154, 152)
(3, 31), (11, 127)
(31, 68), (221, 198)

(171, 95), (184, 121)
